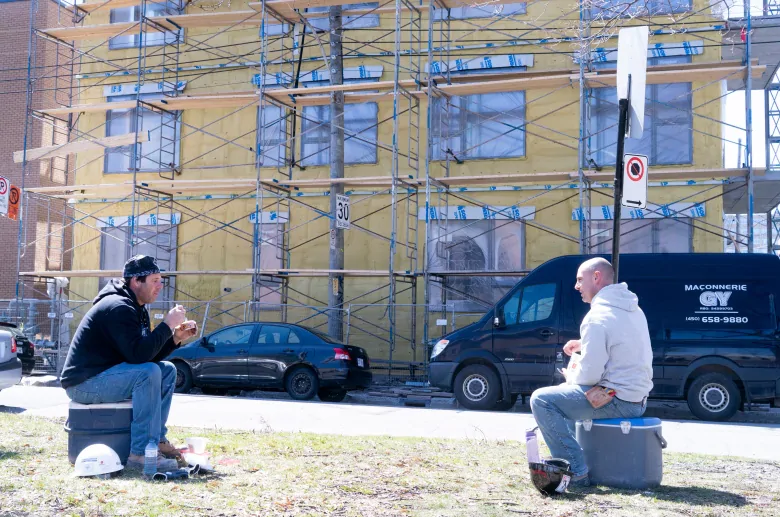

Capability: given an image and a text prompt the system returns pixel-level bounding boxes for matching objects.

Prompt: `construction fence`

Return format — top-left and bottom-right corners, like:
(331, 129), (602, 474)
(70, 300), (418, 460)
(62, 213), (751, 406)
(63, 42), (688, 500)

(0, 298), (477, 383)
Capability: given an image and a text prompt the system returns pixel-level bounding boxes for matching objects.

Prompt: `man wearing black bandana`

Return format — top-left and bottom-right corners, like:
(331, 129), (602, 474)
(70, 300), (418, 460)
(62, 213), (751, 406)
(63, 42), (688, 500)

(60, 255), (198, 472)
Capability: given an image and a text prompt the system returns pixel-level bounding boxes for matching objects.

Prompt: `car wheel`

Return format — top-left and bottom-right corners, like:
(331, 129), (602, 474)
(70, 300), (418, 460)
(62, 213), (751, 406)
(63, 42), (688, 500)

(285, 367), (319, 400)
(318, 388), (347, 403)
(174, 362), (193, 394)
(453, 364), (501, 410)
(687, 372), (741, 421)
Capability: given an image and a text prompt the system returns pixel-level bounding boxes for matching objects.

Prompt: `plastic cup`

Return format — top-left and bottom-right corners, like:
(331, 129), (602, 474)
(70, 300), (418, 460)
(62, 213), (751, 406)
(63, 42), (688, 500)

(186, 437), (208, 454)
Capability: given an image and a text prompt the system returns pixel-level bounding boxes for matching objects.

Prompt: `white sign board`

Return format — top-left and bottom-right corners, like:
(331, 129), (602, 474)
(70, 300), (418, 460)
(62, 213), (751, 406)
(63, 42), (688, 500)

(621, 154), (648, 209)
(0, 176), (8, 216)
(617, 26), (649, 139)
(335, 194), (350, 229)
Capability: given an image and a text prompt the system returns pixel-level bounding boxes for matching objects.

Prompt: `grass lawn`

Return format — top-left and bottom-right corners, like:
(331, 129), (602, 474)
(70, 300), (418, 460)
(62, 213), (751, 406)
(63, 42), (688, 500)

(0, 412), (778, 516)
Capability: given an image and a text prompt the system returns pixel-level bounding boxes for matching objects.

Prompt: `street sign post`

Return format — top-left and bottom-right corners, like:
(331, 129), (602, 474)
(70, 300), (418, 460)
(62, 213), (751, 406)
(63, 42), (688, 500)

(621, 154), (648, 209)
(611, 26), (649, 282)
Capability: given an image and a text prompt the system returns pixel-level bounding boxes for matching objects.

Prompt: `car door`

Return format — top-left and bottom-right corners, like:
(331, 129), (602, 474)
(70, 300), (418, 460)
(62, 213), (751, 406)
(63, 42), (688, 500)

(195, 324), (255, 386)
(492, 282), (559, 392)
(247, 325), (306, 386)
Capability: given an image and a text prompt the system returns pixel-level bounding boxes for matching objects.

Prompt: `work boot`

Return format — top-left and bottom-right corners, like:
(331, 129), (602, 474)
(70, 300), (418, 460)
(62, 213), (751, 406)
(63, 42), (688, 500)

(158, 440), (184, 460)
(126, 453), (179, 473)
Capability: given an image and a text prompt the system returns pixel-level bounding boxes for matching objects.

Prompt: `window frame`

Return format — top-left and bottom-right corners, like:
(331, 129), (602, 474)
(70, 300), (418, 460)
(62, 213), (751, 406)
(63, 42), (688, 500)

(300, 82), (379, 166)
(588, 0), (691, 19)
(589, 55), (693, 167)
(432, 89), (526, 162)
(433, 1), (526, 19)
(104, 92), (182, 174)
(98, 223), (178, 302)
(591, 218), (694, 254)
(109, 2), (181, 50)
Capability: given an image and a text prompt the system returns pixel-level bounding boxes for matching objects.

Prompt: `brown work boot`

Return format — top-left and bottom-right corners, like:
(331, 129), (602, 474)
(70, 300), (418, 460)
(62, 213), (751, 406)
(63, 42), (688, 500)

(126, 453), (178, 473)
(158, 439), (184, 460)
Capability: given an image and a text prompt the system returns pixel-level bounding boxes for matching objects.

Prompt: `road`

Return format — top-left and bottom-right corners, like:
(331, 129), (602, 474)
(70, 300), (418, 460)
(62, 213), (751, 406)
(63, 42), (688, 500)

(2, 385), (780, 461)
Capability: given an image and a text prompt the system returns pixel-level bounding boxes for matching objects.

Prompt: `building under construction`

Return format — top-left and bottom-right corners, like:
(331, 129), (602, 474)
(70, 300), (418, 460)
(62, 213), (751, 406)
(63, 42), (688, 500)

(5, 0), (780, 379)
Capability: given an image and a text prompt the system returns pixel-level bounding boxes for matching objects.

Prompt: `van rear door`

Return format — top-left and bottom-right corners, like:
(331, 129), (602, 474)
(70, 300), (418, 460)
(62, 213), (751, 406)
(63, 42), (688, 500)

(492, 282), (559, 392)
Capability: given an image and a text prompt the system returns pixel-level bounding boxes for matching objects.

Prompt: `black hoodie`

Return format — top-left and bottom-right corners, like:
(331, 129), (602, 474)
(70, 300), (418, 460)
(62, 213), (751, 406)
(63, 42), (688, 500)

(60, 279), (177, 389)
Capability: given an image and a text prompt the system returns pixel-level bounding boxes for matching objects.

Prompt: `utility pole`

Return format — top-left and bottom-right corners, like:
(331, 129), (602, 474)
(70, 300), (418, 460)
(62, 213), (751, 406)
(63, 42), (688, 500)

(328, 6), (345, 341)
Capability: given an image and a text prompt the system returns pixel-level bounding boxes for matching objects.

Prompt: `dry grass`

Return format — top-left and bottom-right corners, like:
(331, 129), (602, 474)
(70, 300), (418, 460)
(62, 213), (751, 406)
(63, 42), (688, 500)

(0, 412), (778, 517)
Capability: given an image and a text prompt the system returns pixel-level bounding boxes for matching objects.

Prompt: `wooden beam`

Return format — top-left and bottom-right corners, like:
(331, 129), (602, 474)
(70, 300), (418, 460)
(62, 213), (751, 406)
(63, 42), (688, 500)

(13, 132), (148, 163)
(38, 93), (258, 117)
(78, 0), (149, 13)
(40, 10), (263, 42)
(252, 0), (428, 22)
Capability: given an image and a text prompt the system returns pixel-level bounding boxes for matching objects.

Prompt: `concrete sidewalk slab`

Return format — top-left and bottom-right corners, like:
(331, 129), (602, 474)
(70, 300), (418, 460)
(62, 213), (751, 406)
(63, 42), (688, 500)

(1, 385), (779, 462)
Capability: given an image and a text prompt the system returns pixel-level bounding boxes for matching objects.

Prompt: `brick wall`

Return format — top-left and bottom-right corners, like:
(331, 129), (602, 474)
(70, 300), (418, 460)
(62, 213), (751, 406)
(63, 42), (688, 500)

(0, 0), (74, 299)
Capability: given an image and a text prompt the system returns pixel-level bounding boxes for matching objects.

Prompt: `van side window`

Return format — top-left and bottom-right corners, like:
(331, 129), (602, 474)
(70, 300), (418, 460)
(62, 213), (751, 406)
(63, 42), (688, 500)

(519, 284), (556, 323)
(502, 283), (556, 325)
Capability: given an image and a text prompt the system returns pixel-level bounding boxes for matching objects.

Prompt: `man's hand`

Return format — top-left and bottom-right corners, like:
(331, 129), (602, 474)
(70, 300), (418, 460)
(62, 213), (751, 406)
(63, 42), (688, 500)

(563, 339), (581, 356)
(173, 320), (198, 345)
(163, 304), (186, 331)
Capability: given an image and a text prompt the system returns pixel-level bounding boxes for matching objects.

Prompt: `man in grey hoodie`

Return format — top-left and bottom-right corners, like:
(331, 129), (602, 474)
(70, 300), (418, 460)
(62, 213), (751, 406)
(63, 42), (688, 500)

(530, 257), (654, 487)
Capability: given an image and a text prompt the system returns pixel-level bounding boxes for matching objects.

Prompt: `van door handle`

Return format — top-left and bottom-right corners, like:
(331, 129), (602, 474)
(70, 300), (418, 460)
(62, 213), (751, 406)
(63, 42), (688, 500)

(539, 329), (555, 338)
(237, 349), (248, 354)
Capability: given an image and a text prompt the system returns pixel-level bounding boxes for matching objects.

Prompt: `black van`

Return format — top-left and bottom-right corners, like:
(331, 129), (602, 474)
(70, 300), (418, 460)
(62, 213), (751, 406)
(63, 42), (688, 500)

(428, 253), (780, 421)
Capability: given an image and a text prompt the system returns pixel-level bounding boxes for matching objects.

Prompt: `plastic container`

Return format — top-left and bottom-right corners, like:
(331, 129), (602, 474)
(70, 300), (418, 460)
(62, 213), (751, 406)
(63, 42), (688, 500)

(186, 437), (208, 454)
(144, 441), (158, 477)
(575, 417), (667, 489)
(65, 400), (132, 465)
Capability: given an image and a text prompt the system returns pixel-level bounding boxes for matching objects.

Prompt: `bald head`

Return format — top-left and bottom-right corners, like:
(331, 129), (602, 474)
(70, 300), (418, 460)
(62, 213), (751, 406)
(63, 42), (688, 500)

(575, 257), (614, 303)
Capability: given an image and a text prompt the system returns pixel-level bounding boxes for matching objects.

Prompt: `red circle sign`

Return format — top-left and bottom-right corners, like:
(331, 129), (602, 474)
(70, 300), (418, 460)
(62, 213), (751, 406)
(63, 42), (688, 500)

(626, 157), (645, 182)
(0, 178), (7, 195)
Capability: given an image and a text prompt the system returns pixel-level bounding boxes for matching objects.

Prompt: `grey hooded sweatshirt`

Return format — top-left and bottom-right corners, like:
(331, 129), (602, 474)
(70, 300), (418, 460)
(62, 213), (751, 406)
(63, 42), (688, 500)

(566, 282), (654, 403)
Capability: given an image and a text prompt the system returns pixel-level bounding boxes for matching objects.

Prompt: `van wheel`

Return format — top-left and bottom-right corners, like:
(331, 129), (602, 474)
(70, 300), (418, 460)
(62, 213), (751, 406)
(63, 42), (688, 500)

(687, 373), (741, 421)
(454, 364), (501, 410)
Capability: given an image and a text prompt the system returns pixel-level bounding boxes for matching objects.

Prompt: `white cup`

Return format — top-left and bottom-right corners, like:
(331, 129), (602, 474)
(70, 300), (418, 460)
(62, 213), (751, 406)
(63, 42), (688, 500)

(186, 437), (208, 454)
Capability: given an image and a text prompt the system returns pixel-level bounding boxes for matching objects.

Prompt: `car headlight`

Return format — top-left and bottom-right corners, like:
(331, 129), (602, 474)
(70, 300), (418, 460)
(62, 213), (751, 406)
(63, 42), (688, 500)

(430, 339), (449, 359)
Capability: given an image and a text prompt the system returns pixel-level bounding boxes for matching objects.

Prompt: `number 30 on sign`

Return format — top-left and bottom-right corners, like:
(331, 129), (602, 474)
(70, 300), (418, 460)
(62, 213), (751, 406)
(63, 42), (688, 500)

(335, 194), (350, 229)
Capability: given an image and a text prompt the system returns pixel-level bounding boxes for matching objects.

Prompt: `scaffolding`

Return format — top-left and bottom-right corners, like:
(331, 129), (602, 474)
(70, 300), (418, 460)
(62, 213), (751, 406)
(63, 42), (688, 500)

(10, 0), (774, 380)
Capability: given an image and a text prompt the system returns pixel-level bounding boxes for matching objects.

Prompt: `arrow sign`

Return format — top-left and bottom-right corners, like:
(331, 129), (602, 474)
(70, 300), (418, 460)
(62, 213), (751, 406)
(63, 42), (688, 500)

(621, 153), (648, 209)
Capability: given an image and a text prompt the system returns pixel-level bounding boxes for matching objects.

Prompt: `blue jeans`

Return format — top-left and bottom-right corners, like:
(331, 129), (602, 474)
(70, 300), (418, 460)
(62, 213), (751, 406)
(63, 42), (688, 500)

(530, 383), (647, 477)
(64, 361), (176, 456)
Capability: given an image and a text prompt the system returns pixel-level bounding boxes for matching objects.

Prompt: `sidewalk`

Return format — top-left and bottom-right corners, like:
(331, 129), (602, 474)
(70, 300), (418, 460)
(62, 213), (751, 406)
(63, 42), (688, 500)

(2, 385), (780, 461)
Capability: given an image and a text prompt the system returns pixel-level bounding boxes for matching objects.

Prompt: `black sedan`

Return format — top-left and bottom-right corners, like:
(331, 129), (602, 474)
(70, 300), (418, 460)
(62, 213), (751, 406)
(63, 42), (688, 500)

(0, 322), (35, 375)
(166, 322), (372, 402)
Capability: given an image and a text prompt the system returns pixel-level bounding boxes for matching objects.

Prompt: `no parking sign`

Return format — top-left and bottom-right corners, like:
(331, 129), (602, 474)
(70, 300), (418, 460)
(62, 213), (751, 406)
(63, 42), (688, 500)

(621, 154), (648, 209)
(0, 176), (8, 216)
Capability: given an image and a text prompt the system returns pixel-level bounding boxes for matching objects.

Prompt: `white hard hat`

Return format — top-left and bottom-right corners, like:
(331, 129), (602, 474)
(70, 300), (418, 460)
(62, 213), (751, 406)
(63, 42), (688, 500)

(74, 444), (123, 478)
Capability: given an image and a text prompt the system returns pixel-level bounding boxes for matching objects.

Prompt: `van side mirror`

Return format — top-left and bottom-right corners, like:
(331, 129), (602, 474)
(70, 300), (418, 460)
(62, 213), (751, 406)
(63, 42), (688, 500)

(494, 316), (501, 328)
(199, 337), (208, 347)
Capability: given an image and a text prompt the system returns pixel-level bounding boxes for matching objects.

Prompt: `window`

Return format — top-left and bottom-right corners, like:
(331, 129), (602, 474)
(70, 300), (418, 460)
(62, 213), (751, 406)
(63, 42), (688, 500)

(434, 1), (526, 19)
(253, 223), (285, 305)
(590, 0), (690, 18)
(431, 91), (525, 160)
(99, 224), (177, 301)
(591, 219), (692, 253)
(301, 102), (378, 165)
(501, 283), (556, 325)
(257, 104), (287, 167)
(306, 3), (379, 31)
(591, 56), (692, 166)
(256, 325), (290, 344)
(105, 93), (180, 173)
(109, 2), (179, 49)
(208, 325), (254, 347)
(427, 219), (525, 311)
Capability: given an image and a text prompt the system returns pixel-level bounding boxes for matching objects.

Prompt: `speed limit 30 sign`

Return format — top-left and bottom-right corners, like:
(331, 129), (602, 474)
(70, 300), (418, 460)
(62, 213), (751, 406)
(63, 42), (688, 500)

(621, 154), (648, 209)
(335, 194), (350, 229)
